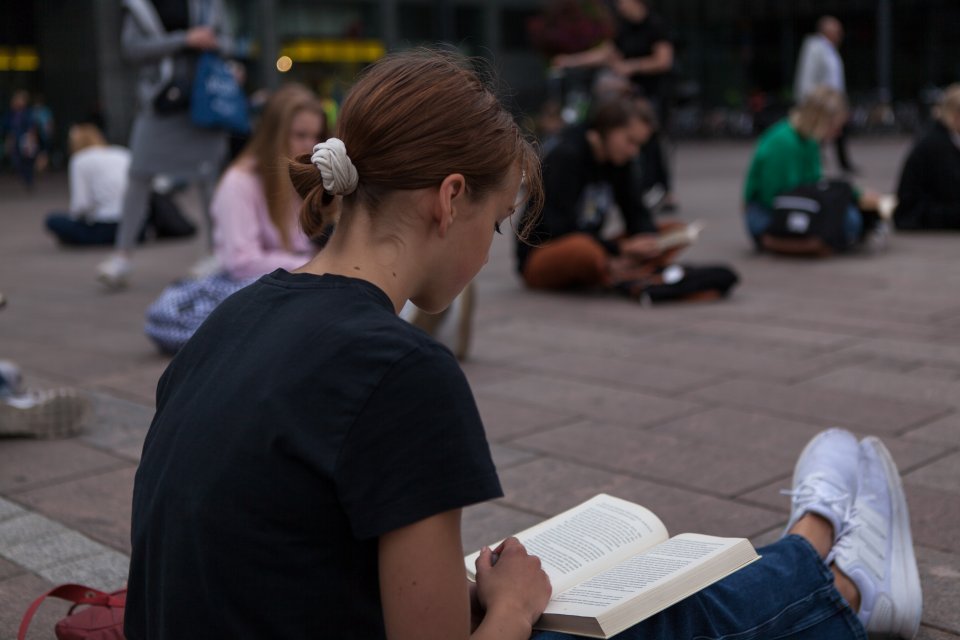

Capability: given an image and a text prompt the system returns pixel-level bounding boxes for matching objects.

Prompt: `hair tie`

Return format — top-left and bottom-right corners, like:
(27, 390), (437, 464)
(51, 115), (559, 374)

(311, 138), (358, 196)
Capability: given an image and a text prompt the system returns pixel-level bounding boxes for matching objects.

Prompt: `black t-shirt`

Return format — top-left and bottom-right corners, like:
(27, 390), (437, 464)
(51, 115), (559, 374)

(516, 125), (656, 272)
(125, 271), (502, 640)
(613, 13), (671, 99)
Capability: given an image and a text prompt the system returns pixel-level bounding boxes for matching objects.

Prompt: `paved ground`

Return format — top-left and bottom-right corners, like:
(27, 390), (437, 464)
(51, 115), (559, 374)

(1, 137), (958, 639)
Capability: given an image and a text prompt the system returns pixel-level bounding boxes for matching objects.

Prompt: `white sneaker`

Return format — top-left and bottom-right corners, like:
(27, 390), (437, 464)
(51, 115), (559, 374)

(833, 437), (922, 639)
(0, 388), (89, 438)
(0, 359), (23, 396)
(782, 428), (860, 542)
(96, 254), (132, 289)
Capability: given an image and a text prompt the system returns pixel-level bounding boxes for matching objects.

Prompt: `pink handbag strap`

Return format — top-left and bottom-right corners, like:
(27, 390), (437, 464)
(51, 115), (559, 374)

(18, 584), (126, 640)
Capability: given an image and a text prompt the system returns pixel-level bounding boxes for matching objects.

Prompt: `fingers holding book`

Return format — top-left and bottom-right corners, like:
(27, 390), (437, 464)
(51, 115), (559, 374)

(475, 537), (553, 626)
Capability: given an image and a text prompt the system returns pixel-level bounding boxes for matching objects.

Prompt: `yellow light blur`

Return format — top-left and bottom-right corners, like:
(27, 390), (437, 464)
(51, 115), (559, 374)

(280, 39), (385, 64)
(276, 55), (293, 73)
(0, 47), (40, 72)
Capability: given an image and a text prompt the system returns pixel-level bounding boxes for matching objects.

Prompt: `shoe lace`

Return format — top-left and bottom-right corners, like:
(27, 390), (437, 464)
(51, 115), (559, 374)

(825, 495), (878, 565)
(780, 476), (851, 516)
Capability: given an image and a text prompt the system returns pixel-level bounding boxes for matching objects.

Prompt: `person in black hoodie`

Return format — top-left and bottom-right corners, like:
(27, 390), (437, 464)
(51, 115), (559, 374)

(894, 84), (960, 230)
(517, 96), (662, 291)
(517, 96), (737, 303)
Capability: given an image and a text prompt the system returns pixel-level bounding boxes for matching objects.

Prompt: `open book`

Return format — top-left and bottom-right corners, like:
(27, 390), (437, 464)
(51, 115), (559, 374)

(655, 221), (704, 252)
(464, 494), (759, 639)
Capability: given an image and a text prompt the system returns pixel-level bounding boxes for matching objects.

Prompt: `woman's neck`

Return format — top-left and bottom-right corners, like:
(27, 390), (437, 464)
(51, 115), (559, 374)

(297, 218), (418, 313)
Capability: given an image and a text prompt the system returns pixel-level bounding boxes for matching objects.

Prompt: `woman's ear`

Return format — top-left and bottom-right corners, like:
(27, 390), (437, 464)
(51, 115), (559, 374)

(436, 173), (467, 238)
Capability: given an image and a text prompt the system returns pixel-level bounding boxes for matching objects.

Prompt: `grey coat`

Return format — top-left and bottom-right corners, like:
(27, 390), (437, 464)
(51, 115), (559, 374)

(122, 0), (233, 108)
(121, 0), (232, 178)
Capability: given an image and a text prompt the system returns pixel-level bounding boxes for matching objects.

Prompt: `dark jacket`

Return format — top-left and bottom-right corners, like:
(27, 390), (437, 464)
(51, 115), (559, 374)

(516, 125), (656, 272)
(894, 121), (960, 230)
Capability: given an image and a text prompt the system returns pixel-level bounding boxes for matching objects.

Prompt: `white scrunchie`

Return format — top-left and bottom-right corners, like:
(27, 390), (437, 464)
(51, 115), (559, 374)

(311, 138), (358, 196)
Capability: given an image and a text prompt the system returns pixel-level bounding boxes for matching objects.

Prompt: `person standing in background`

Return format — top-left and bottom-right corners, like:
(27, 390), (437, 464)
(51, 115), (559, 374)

(2, 90), (39, 190)
(794, 16), (856, 173)
(553, 0), (678, 212)
(97, 0), (232, 289)
(31, 94), (55, 172)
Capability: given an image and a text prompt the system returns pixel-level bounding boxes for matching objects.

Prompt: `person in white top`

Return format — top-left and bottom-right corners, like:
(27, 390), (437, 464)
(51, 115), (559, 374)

(794, 16), (856, 173)
(45, 124), (132, 245)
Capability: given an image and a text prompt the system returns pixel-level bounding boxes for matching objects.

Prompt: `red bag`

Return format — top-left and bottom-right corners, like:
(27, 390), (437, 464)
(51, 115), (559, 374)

(18, 584), (126, 640)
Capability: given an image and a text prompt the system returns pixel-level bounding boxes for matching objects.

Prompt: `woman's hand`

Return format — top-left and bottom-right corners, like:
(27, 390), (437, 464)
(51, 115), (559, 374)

(858, 189), (882, 212)
(474, 538), (552, 629)
(185, 26), (219, 51)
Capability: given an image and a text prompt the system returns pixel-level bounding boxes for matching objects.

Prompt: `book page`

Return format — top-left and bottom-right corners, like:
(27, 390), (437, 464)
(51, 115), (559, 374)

(544, 534), (744, 614)
(655, 222), (704, 252)
(465, 495), (668, 594)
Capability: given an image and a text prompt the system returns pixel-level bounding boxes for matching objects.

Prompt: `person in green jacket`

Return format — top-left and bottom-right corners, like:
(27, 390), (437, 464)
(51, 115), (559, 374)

(742, 87), (880, 250)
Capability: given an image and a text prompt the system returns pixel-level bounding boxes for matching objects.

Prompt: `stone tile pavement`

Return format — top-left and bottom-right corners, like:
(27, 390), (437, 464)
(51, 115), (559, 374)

(1, 137), (958, 639)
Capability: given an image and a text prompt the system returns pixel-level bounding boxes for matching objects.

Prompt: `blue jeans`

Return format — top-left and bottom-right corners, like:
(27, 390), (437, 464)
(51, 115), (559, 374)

(745, 203), (863, 250)
(45, 213), (119, 246)
(534, 535), (866, 640)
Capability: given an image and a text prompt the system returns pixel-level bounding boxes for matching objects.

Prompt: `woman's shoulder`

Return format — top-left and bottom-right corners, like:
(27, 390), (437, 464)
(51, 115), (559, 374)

(914, 122), (952, 151)
(254, 274), (461, 378)
(216, 160), (265, 195)
(760, 120), (808, 150)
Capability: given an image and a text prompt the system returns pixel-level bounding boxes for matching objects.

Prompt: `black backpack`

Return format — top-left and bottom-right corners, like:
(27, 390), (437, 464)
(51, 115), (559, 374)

(766, 180), (853, 253)
(148, 191), (197, 239)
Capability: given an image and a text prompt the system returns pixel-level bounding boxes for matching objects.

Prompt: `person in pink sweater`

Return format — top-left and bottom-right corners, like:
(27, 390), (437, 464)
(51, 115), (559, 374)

(211, 83), (327, 279)
(146, 84), (328, 353)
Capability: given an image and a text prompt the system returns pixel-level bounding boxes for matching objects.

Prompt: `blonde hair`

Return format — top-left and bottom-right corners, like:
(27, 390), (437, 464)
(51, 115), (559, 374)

(935, 84), (960, 126)
(790, 86), (848, 141)
(69, 124), (107, 154)
(235, 83), (327, 250)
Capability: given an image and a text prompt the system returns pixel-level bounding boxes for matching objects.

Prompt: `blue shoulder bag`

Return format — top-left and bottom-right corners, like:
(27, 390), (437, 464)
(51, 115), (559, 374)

(190, 52), (250, 135)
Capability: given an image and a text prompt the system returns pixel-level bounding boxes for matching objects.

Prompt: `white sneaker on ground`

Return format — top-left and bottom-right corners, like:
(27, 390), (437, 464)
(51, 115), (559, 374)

(0, 359), (23, 395)
(0, 388), (89, 438)
(96, 254), (132, 289)
(782, 428), (860, 541)
(833, 437), (922, 639)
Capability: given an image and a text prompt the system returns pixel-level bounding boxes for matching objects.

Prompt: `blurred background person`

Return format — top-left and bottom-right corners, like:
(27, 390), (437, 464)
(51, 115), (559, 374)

(893, 84), (960, 231)
(553, 0), (677, 212)
(2, 90), (40, 190)
(794, 16), (856, 174)
(31, 94), (55, 172)
(97, 0), (234, 289)
(44, 124), (131, 246)
(743, 87), (883, 252)
(145, 83), (327, 353)
(517, 96), (657, 292)
(210, 83), (326, 280)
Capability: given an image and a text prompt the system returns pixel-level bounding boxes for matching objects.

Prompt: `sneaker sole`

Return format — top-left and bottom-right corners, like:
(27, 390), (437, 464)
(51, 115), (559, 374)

(863, 436), (923, 639)
(0, 390), (89, 438)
